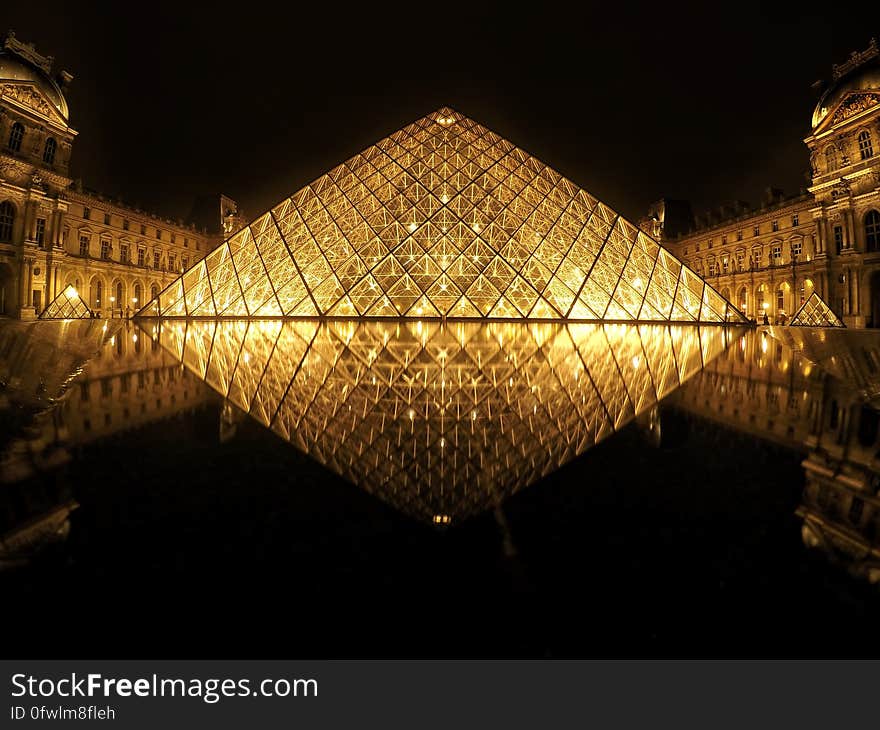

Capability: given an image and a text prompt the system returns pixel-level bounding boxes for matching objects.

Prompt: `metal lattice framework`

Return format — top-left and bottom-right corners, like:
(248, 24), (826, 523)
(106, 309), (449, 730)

(40, 286), (93, 320)
(141, 108), (744, 324)
(150, 320), (730, 521)
(789, 292), (845, 327)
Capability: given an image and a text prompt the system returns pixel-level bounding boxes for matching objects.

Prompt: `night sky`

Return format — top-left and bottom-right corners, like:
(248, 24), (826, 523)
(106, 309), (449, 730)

(3, 3), (873, 226)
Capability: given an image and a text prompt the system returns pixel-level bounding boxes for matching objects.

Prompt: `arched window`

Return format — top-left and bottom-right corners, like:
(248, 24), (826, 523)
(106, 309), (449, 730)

(0, 201), (14, 242)
(858, 130), (874, 160)
(115, 281), (125, 308)
(825, 146), (838, 173)
(776, 288), (785, 311)
(150, 283), (159, 300)
(7, 122), (24, 152)
(42, 137), (57, 165)
(866, 210), (880, 253)
(89, 278), (103, 309)
(738, 287), (747, 311)
(134, 283), (142, 306)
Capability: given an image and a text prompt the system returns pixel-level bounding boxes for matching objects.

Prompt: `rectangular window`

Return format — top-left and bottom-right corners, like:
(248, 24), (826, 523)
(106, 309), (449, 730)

(137, 248), (145, 266)
(753, 226), (760, 237)
(79, 235), (89, 256)
(168, 254), (176, 271)
(721, 235), (727, 245)
(721, 256), (730, 274)
(156, 229), (162, 240)
(153, 251), (161, 269)
(101, 240), (111, 259)
(771, 244), (782, 263)
(752, 249), (763, 268)
(120, 243), (129, 262)
(83, 206), (90, 220)
(123, 219), (130, 231)
(791, 240), (802, 257)
(708, 240), (713, 249)
(140, 224), (147, 235)
(737, 230), (743, 241)
(736, 251), (744, 271)
(772, 220), (779, 232)
(104, 213), (111, 226)
(171, 233), (176, 244)
(792, 214), (799, 227)
(35, 218), (46, 245)
(182, 256), (189, 270)
(695, 243), (701, 252)
(184, 238), (189, 248)
(834, 225), (844, 254)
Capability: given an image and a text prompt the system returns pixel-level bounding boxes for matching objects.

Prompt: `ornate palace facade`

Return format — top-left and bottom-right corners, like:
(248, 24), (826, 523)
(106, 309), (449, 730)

(0, 31), (242, 319)
(645, 39), (880, 327)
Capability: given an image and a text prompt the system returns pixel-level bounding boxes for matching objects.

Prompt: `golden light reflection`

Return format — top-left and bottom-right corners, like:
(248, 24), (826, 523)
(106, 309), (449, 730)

(152, 319), (731, 521)
(142, 107), (743, 324)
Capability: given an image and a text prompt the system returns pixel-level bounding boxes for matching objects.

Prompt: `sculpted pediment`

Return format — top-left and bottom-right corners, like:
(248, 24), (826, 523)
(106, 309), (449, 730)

(819, 91), (880, 132)
(0, 82), (67, 125)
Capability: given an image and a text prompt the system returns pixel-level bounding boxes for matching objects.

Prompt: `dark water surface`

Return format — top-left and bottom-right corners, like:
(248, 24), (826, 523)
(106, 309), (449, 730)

(1, 319), (878, 657)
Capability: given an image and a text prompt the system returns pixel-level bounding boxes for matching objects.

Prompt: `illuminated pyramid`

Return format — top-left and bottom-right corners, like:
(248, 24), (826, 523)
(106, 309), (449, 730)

(789, 292), (845, 327)
(142, 107), (745, 323)
(40, 286), (93, 319)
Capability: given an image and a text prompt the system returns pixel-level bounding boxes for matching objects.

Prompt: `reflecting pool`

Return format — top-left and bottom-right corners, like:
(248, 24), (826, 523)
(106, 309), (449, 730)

(1, 319), (879, 657)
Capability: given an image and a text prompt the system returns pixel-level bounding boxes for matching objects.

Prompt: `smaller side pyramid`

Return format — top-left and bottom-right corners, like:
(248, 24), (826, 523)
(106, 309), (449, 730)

(40, 286), (93, 319)
(789, 292), (845, 327)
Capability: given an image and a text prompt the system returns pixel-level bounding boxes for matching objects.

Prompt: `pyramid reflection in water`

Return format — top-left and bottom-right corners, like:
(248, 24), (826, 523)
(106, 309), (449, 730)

(151, 320), (731, 521)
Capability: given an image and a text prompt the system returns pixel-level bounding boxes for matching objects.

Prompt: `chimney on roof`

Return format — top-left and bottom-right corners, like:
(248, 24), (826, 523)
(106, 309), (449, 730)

(761, 187), (784, 207)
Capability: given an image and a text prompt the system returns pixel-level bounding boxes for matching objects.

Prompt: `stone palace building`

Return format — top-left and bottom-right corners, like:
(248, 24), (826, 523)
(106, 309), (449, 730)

(0, 31), (243, 319)
(644, 39), (880, 327)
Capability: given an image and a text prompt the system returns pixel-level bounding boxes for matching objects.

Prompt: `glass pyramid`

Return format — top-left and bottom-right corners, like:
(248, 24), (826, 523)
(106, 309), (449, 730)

(141, 107), (745, 324)
(789, 292), (845, 327)
(40, 286), (93, 319)
(150, 319), (731, 522)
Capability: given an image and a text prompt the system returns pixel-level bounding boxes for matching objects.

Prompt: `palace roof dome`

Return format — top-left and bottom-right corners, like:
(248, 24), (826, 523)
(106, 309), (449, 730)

(0, 49), (69, 121)
(812, 40), (880, 129)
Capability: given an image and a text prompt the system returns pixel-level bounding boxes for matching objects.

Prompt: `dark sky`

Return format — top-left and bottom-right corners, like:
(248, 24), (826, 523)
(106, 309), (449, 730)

(3, 2), (873, 224)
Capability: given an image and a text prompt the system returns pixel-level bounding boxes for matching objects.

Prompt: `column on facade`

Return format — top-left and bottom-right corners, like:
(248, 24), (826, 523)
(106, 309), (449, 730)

(844, 208), (856, 251)
(45, 261), (53, 303)
(22, 200), (36, 243)
(19, 259), (28, 307)
(54, 266), (60, 298)
(846, 267), (853, 315)
(53, 208), (66, 248)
